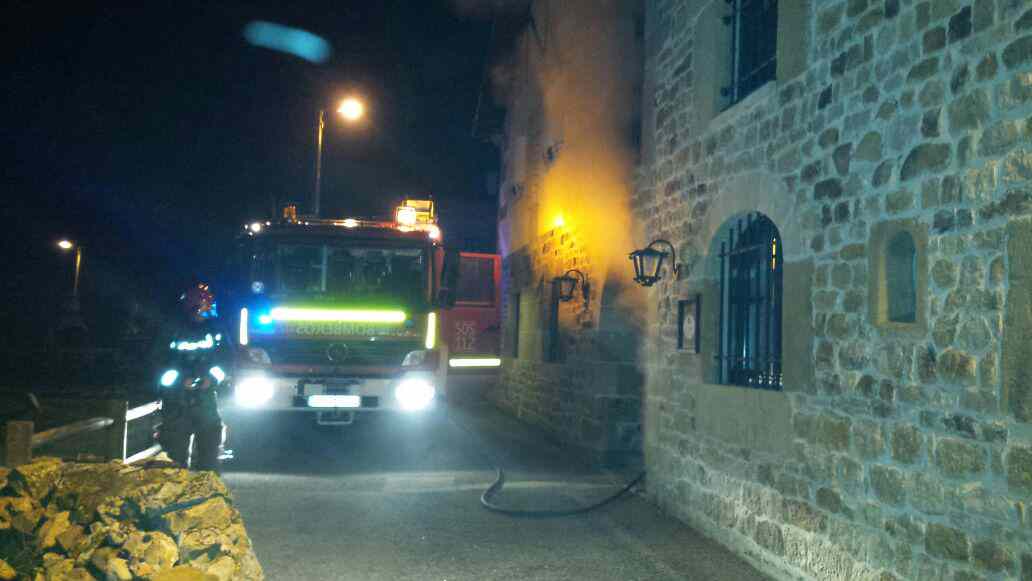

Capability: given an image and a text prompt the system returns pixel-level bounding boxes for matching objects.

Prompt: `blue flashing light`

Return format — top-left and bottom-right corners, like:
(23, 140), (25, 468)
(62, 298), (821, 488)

(243, 21), (332, 64)
(160, 369), (180, 387)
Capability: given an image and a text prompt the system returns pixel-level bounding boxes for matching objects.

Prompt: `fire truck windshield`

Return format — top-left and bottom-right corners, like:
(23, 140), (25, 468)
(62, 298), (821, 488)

(255, 241), (427, 304)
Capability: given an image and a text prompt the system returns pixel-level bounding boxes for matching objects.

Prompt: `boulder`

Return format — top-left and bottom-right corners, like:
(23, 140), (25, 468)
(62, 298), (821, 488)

(124, 530), (179, 579)
(88, 547), (133, 581)
(162, 497), (235, 536)
(36, 511), (73, 551)
(7, 458), (63, 500)
(0, 558), (16, 581)
(0, 495), (44, 534)
(6, 458), (262, 581)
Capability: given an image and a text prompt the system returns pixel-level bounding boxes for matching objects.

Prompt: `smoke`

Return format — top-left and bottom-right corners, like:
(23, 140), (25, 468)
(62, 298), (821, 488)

(531, 0), (644, 318)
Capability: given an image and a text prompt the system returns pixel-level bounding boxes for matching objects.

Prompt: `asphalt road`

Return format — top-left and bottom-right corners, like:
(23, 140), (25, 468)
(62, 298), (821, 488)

(221, 379), (769, 581)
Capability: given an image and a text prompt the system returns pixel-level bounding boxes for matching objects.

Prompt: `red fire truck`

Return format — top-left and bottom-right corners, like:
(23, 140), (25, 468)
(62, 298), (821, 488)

(225, 200), (499, 425)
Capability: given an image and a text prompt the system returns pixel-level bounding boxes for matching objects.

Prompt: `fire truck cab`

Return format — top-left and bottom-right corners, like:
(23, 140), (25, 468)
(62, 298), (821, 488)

(226, 200), (481, 423)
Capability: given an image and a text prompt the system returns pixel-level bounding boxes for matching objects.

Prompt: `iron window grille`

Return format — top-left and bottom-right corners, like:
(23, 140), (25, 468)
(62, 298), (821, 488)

(716, 213), (783, 389)
(722, 0), (778, 106)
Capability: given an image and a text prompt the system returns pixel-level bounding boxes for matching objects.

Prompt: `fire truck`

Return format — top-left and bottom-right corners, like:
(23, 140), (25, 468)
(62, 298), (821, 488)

(226, 200), (500, 425)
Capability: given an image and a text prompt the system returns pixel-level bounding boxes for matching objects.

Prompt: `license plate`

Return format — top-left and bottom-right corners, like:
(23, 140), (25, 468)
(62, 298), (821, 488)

(307, 394), (361, 408)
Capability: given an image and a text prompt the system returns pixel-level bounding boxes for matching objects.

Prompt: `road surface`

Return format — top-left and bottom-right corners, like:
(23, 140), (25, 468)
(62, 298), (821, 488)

(221, 379), (769, 581)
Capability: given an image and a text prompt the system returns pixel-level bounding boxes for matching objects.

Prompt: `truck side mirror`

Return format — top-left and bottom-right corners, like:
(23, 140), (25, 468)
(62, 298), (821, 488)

(438, 249), (460, 308)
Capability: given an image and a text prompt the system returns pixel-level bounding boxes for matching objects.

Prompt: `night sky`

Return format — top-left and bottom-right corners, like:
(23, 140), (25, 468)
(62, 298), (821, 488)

(3, 1), (510, 347)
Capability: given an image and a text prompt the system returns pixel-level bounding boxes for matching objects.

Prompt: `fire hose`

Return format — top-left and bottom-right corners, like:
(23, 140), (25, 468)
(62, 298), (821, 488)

(446, 412), (646, 518)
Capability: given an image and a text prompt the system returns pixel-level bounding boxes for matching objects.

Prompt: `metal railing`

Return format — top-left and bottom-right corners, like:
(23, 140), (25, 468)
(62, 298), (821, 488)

(2, 397), (163, 467)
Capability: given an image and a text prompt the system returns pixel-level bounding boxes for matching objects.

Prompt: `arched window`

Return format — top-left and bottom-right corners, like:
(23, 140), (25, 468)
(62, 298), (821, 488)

(717, 213), (783, 389)
(886, 232), (917, 323)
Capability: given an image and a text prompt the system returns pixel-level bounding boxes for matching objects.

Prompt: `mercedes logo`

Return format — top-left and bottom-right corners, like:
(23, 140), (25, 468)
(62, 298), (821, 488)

(326, 343), (350, 362)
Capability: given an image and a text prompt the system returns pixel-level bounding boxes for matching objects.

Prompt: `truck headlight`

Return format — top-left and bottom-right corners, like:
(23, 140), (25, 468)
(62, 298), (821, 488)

(236, 375), (274, 407)
(159, 369), (179, 387)
(395, 377), (435, 411)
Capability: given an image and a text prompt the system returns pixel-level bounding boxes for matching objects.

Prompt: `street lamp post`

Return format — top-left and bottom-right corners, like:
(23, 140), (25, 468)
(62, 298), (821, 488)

(57, 240), (83, 299)
(312, 96), (365, 218)
(55, 239), (86, 334)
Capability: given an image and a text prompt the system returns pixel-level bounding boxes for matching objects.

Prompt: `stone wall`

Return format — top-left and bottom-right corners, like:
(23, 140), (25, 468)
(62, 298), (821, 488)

(635, 0), (1032, 579)
(491, 0), (646, 464)
(0, 458), (263, 580)
(491, 226), (644, 463)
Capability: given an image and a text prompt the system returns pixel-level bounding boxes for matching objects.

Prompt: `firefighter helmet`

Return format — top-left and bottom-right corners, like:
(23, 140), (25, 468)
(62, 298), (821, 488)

(181, 281), (217, 319)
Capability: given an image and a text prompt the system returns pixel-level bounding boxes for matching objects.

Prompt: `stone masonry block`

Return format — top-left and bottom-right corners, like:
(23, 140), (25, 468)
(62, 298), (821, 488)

(901, 143), (951, 180)
(1003, 35), (1032, 69)
(971, 538), (1015, 573)
(852, 419), (885, 459)
(936, 349), (976, 385)
(948, 90), (990, 134)
(870, 464), (906, 505)
(935, 437), (986, 478)
(891, 424), (923, 464)
(1006, 445), (1032, 494)
(818, 414), (851, 451)
(926, 523), (969, 561)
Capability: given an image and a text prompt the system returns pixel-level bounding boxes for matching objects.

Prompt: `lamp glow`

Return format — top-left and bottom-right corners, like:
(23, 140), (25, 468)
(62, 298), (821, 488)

(425, 312), (437, 349)
(235, 375), (274, 407)
(395, 377), (435, 411)
(239, 308), (249, 346)
(249, 222), (263, 234)
(396, 206), (418, 226)
(338, 97), (365, 122)
(449, 357), (502, 368)
(57, 240), (74, 250)
(269, 307), (406, 323)
(342, 218), (359, 228)
(427, 225), (441, 240)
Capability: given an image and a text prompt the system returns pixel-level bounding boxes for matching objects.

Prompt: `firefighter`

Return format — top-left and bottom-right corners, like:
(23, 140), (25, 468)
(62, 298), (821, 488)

(158, 281), (228, 471)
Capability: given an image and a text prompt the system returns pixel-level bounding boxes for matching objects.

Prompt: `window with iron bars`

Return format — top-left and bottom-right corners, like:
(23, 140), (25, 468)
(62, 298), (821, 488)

(716, 213), (783, 390)
(722, 0), (778, 107)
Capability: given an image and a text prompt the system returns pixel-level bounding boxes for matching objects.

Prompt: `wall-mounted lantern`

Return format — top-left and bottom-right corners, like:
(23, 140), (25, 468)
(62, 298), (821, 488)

(629, 239), (679, 287)
(554, 269), (590, 309)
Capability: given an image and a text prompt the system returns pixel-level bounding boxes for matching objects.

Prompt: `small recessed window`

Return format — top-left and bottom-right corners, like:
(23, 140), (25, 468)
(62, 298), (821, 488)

(886, 232), (917, 323)
(723, 0), (779, 106)
(869, 220), (927, 334)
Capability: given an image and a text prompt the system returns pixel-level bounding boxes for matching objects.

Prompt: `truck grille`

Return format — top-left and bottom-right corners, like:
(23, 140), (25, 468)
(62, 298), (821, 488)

(260, 340), (421, 367)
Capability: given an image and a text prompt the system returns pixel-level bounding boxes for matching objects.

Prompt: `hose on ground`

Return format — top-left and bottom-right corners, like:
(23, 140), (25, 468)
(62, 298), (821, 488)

(480, 466), (646, 518)
(446, 409), (646, 518)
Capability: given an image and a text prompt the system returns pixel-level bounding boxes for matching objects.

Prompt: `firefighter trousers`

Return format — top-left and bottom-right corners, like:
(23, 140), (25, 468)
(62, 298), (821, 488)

(160, 411), (222, 472)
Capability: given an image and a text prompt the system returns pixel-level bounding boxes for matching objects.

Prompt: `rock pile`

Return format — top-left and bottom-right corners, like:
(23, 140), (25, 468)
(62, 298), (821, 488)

(0, 458), (262, 580)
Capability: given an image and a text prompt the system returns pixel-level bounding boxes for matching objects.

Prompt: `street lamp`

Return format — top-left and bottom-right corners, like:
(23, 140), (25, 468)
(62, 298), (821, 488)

(56, 240), (83, 299)
(553, 269), (590, 309)
(55, 239), (86, 335)
(629, 239), (680, 287)
(313, 96), (366, 217)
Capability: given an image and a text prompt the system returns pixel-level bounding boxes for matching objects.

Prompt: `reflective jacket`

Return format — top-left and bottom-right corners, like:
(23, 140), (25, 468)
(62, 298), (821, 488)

(161, 319), (229, 422)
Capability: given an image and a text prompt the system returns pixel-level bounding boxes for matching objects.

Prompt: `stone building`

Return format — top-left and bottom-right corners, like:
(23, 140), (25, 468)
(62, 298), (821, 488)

(491, 0), (647, 464)
(496, 0), (1032, 579)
